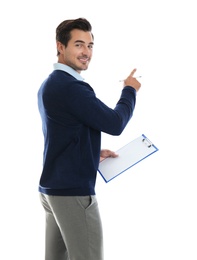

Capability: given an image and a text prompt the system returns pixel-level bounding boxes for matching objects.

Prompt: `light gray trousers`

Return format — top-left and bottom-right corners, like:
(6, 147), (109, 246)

(40, 193), (104, 260)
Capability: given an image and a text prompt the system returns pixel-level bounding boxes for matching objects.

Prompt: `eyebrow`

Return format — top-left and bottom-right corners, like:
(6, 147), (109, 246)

(74, 40), (94, 45)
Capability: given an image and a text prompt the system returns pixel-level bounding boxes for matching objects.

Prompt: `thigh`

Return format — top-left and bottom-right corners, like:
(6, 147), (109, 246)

(46, 195), (104, 260)
(40, 193), (68, 260)
(76, 195), (104, 260)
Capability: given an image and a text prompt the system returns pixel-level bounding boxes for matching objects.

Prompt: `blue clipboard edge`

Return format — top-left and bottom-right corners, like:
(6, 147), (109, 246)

(98, 134), (159, 183)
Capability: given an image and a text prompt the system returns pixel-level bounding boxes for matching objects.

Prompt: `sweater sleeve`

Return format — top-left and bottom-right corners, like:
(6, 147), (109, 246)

(62, 80), (136, 136)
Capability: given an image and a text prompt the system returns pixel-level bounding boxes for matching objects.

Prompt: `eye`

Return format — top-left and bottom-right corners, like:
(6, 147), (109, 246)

(88, 44), (93, 49)
(75, 43), (82, 48)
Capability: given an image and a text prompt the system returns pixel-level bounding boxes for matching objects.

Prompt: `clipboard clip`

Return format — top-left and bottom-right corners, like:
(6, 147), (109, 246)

(142, 137), (152, 148)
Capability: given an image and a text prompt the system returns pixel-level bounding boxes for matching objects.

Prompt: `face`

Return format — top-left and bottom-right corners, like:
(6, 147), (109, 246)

(57, 29), (94, 73)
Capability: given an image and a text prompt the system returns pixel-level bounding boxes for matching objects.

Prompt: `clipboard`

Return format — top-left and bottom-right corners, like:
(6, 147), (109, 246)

(98, 134), (159, 182)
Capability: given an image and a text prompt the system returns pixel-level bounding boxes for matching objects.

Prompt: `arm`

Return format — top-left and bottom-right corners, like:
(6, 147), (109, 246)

(54, 68), (141, 136)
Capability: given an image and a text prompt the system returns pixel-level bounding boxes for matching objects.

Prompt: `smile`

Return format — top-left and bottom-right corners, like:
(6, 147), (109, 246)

(79, 57), (89, 63)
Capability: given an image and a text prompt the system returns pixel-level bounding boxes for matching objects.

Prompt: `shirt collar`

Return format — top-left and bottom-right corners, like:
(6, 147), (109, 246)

(53, 63), (84, 81)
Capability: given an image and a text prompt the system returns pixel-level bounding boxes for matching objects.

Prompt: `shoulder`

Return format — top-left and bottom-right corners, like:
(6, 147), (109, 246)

(41, 70), (94, 97)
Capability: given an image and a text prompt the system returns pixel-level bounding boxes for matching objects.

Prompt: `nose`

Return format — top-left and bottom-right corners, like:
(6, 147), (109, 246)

(82, 45), (92, 56)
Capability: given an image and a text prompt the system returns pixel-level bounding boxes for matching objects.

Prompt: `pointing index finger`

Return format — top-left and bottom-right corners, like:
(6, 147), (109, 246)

(130, 68), (137, 77)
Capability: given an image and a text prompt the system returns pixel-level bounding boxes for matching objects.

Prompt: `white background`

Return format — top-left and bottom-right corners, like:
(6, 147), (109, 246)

(0, 0), (197, 259)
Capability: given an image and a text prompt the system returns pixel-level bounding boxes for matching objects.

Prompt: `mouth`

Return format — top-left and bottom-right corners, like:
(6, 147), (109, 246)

(78, 57), (90, 64)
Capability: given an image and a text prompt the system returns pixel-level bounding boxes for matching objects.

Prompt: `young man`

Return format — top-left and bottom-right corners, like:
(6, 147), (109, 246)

(38, 18), (141, 260)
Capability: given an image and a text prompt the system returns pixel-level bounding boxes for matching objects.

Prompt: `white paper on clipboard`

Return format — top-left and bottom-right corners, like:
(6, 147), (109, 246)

(98, 134), (159, 183)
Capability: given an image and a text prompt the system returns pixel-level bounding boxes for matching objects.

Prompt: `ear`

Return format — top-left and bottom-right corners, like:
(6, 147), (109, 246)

(56, 41), (65, 54)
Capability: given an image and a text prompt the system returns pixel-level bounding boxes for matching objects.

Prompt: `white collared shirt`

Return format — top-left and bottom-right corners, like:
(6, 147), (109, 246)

(53, 63), (84, 81)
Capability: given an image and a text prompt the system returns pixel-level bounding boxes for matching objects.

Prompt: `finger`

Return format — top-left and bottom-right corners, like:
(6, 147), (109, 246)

(130, 68), (137, 77)
(110, 151), (118, 158)
(105, 150), (118, 158)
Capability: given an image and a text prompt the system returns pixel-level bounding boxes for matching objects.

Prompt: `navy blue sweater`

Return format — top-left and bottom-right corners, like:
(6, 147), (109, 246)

(38, 70), (136, 196)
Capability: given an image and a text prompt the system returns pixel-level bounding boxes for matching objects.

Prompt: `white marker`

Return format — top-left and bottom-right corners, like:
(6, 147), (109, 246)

(119, 76), (142, 82)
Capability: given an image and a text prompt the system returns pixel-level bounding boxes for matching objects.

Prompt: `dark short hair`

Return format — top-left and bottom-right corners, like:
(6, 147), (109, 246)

(56, 18), (93, 55)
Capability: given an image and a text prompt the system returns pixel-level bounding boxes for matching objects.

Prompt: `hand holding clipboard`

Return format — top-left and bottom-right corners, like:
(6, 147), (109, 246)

(98, 134), (159, 182)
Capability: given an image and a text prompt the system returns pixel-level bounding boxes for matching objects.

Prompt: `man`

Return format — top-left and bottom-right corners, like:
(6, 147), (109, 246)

(38, 18), (141, 260)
